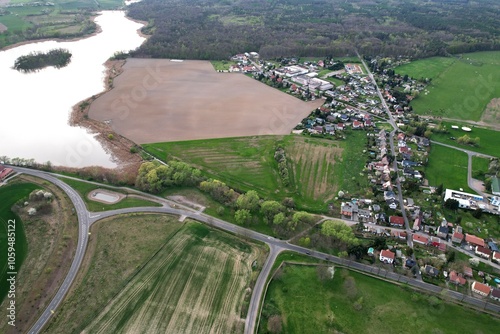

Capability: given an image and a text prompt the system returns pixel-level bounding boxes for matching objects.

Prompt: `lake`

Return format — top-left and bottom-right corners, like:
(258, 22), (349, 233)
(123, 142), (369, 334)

(0, 11), (145, 167)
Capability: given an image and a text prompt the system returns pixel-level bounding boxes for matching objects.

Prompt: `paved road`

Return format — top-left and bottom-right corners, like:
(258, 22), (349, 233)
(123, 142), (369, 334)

(11, 167), (91, 334)
(11, 167), (500, 334)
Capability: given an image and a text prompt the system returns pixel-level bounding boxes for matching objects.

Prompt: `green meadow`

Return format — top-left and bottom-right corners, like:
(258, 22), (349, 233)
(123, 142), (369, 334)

(259, 265), (500, 334)
(396, 51), (500, 121)
(430, 121), (500, 157)
(143, 132), (369, 213)
(425, 144), (471, 192)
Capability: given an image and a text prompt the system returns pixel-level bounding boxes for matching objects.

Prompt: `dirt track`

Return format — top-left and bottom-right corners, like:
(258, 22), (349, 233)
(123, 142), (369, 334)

(88, 59), (323, 144)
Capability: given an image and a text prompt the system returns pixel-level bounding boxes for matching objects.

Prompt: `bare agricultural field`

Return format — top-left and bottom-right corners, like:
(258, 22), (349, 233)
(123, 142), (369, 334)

(88, 59), (322, 144)
(82, 221), (261, 334)
(481, 98), (500, 125)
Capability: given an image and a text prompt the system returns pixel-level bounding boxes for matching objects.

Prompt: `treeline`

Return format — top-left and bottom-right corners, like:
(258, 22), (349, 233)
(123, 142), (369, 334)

(127, 0), (500, 60)
(13, 48), (72, 72)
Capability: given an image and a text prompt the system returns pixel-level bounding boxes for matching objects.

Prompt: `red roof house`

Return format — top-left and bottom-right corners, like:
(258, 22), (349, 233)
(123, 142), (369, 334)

(471, 281), (491, 297)
(379, 249), (395, 264)
(412, 234), (428, 245)
(465, 234), (485, 248)
(449, 271), (466, 285)
(475, 246), (492, 259)
(389, 216), (405, 227)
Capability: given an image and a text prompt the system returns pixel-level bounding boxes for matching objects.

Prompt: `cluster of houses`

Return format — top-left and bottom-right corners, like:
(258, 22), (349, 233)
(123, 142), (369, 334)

(228, 52), (260, 73)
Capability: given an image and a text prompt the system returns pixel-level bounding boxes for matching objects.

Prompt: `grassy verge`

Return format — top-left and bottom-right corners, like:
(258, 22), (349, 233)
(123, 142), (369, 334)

(59, 177), (162, 211)
(258, 265), (500, 334)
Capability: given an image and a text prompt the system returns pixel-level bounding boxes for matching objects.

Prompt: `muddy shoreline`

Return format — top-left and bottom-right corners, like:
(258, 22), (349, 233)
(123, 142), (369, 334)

(69, 58), (143, 173)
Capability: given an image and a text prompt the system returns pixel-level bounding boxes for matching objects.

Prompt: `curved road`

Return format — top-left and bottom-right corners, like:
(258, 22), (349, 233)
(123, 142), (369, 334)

(11, 167), (500, 334)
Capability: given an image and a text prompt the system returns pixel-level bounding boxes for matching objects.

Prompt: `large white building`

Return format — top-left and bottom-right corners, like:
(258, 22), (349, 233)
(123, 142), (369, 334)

(443, 189), (483, 209)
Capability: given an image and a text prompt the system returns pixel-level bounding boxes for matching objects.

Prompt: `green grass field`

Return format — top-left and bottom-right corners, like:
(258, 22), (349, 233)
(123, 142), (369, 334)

(425, 144), (471, 192)
(430, 121), (500, 158)
(210, 60), (238, 71)
(82, 221), (259, 333)
(472, 156), (491, 181)
(0, 182), (38, 302)
(259, 265), (500, 334)
(395, 51), (500, 121)
(143, 133), (369, 212)
(59, 177), (162, 212)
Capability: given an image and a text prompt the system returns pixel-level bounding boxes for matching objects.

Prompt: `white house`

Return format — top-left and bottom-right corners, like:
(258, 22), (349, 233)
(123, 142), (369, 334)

(379, 249), (395, 264)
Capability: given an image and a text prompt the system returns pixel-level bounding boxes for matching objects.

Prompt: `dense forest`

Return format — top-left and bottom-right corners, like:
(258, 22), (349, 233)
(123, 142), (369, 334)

(13, 48), (72, 72)
(127, 0), (500, 59)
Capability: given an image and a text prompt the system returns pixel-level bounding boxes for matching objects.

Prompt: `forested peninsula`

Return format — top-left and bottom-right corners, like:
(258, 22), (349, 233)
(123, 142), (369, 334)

(13, 48), (72, 72)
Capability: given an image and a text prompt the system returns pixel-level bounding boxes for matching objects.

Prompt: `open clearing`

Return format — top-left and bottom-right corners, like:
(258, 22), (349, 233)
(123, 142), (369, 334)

(259, 265), (500, 334)
(395, 51), (500, 121)
(144, 134), (360, 212)
(81, 220), (261, 334)
(88, 59), (322, 144)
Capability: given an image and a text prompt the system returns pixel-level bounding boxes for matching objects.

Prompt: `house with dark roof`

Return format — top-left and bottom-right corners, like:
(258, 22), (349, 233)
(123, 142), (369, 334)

(424, 265), (439, 277)
(471, 281), (491, 297)
(437, 225), (449, 240)
(491, 288), (500, 302)
(475, 246), (492, 259)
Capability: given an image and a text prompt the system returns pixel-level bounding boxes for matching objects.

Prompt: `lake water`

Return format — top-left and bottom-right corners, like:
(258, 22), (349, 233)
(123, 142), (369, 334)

(0, 11), (145, 167)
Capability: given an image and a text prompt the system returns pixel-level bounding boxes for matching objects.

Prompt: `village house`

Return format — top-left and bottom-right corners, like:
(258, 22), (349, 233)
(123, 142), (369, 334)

(475, 246), (492, 259)
(492, 251), (500, 264)
(490, 288), (500, 302)
(413, 234), (429, 245)
(465, 234), (486, 248)
(437, 225), (449, 240)
(463, 266), (473, 278)
(379, 249), (395, 264)
(449, 271), (466, 286)
(389, 216), (405, 228)
(391, 230), (407, 240)
(424, 265), (439, 277)
(471, 281), (491, 297)
(452, 231), (464, 244)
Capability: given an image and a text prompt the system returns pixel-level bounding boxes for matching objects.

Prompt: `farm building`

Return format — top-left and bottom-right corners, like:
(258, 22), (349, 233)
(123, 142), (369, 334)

(443, 189), (483, 209)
